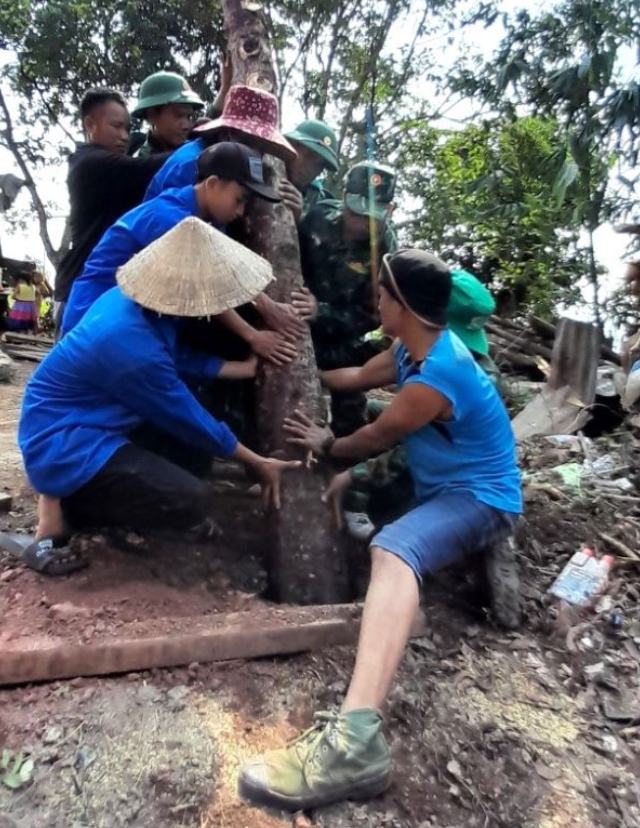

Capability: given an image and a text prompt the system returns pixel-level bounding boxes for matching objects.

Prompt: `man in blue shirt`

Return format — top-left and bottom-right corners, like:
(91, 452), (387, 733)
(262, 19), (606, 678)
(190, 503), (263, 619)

(62, 142), (299, 365)
(239, 250), (522, 813)
(19, 217), (300, 576)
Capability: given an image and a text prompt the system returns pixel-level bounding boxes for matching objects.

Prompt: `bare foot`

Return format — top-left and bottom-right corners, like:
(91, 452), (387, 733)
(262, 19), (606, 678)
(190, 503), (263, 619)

(35, 494), (69, 540)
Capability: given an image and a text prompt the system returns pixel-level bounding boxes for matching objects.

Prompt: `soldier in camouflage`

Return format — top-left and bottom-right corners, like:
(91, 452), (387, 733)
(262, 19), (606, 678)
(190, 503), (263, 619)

(293, 161), (398, 436)
(279, 120), (340, 222)
(131, 71), (204, 158)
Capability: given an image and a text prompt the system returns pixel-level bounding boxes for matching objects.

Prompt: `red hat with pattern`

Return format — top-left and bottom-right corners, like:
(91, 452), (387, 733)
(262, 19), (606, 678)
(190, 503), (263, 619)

(194, 85), (296, 164)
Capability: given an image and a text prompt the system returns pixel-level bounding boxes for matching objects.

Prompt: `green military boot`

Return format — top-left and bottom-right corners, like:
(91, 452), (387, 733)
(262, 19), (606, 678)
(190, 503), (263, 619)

(238, 709), (391, 811)
(484, 536), (521, 630)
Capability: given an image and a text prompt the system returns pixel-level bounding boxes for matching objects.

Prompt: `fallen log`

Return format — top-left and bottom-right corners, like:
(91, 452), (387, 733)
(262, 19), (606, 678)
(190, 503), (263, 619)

(0, 605), (427, 686)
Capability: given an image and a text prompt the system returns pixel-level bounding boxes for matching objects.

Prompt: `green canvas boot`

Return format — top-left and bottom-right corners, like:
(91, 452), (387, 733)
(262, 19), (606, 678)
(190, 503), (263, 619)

(238, 709), (391, 811)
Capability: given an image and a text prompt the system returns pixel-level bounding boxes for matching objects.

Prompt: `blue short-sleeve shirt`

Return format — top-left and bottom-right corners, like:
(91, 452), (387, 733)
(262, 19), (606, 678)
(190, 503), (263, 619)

(397, 331), (522, 514)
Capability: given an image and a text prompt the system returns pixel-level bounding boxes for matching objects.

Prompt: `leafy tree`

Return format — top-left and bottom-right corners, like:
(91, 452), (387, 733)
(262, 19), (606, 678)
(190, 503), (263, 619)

(0, 0), (476, 266)
(398, 116), (592, 317)
(452, 0), (640, 326)
(0, 0), (225, 266)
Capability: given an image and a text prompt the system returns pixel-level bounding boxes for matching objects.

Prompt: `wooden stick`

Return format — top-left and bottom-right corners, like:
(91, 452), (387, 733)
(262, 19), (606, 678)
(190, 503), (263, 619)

(0, 605), (427, 686)
(599, 532), (640, 560)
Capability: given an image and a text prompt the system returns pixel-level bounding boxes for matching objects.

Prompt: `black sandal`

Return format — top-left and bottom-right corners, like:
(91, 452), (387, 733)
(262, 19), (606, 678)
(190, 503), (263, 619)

(21, 535), (87, 576)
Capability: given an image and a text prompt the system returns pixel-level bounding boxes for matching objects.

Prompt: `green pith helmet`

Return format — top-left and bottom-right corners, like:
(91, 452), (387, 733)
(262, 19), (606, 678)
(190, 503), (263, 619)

(132, 71), (204, 118)
(344, 161), (396, 221)
(284, 120), (339, 171)
(448, 269), (496, 356)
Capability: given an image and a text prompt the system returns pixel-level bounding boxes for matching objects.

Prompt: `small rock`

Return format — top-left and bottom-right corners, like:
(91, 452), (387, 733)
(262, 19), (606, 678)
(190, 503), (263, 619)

(167, 685), (189, 702)
(42, 725), (64, 745)
(49, 602), (91, 622)
(0, 569), (18, 583)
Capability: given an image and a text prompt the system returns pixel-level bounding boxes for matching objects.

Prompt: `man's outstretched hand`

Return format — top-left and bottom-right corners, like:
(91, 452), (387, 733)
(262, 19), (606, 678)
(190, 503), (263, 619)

(321, 470), (352, 529)
(254, 457), (303, 510)
(283, 409), (334, 456)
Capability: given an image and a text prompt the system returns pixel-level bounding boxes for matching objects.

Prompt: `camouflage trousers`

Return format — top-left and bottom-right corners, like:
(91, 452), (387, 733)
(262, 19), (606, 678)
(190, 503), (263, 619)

(345, 400), (415, 522)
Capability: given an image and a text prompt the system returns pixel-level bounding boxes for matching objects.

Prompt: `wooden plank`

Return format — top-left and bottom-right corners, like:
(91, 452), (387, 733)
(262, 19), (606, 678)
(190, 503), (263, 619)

(1, 345), (47, 363)
(0, 607), (427, 686)
(4, 332), (54, 347)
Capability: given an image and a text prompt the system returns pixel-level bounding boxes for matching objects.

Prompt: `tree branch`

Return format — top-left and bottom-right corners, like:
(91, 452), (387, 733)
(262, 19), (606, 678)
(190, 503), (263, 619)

(0, 83), (60, 267)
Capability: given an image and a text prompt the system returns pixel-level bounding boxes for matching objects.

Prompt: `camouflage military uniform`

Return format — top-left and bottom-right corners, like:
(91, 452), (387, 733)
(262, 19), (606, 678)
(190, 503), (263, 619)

(300, 199), (398, 435)
(301, 180), (334, 220)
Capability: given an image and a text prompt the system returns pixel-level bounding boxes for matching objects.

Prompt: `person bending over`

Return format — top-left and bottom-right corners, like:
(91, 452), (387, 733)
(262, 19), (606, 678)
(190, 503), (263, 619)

(61, 142), (296, 366)
(238, 249), (522, 812)
(19, 218), (299, 576)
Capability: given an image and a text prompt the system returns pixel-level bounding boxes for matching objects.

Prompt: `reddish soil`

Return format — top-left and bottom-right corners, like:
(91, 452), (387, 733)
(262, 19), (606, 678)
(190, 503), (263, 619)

(1, 360), (640, 828)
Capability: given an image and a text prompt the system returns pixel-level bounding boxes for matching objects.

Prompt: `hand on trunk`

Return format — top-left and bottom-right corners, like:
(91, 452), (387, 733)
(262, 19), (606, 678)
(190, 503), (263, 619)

(249, 329), (297, 366)
(283, 409), (334, 455)
(321, 471), (353, 529)
(291, 288), (318, 322)
(278, 179), (303, 223)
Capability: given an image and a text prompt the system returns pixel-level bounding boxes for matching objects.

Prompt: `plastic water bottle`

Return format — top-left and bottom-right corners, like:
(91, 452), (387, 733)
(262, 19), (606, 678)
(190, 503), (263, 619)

(549, 548), (614, 607)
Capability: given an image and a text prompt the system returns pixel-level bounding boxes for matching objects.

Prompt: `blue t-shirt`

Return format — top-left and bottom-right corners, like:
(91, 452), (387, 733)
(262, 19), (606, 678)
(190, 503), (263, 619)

(62, 185), (200, 334)
(144, 139), (204, 201)
(19, 287), (237, 498)
(397, 331), (522, 514)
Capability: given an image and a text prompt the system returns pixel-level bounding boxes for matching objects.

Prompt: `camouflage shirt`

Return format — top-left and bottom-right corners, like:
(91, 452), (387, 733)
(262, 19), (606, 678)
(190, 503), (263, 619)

(299, 199), (398, 369)
(300, 180), (335, 220)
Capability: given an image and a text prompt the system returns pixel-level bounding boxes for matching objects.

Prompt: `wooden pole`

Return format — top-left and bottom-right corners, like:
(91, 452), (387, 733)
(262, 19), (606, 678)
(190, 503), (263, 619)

(220, 0), (351, 604)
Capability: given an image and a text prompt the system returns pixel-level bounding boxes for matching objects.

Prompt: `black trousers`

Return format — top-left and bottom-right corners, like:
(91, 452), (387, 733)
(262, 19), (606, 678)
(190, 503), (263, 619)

(61, 444), (208, 533)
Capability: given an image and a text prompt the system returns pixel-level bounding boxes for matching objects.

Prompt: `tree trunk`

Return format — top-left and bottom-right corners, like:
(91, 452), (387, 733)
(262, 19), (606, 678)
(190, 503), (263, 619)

(220, 0), (351, 605)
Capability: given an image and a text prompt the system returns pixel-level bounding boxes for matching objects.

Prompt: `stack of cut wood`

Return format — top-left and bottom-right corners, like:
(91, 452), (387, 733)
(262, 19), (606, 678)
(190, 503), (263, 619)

(1, 331), (53, 363)
(488, 315), (619, 378)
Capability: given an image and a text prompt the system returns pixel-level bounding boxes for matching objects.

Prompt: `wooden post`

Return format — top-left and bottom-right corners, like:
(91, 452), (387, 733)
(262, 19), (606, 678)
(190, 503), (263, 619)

(220, 0), (351, 604)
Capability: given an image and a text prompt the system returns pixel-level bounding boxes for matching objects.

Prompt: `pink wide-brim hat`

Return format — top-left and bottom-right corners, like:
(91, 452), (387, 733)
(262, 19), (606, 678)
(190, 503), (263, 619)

(195, 85), (297, 164)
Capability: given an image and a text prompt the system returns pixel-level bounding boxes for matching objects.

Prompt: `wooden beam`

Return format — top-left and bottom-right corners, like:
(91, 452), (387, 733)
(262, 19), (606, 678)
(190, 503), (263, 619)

(0, 606), (427, 686)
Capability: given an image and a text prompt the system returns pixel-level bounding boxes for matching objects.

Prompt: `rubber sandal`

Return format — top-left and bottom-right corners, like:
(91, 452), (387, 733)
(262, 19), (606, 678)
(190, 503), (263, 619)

(21, 535), (87, 576)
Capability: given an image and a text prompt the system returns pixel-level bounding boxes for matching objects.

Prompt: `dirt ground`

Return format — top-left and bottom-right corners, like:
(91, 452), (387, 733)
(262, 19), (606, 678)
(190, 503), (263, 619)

(2, 361), (640, 828)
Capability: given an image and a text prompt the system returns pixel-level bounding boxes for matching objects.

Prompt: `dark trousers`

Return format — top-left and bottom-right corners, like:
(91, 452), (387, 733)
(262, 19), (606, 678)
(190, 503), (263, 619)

(61, 444), (208, 533)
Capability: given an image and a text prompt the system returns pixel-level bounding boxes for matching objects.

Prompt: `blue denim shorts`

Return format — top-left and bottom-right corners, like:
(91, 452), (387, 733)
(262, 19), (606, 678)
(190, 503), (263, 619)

(372, 490), (519, 581)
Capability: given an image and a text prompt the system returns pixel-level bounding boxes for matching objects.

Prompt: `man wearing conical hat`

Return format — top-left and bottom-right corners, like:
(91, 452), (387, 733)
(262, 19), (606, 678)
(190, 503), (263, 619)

(131, 71), (205, 158)
(291, 161), (399, 437)
(17, 218), (300, 576)
(61, 142), (297, 367)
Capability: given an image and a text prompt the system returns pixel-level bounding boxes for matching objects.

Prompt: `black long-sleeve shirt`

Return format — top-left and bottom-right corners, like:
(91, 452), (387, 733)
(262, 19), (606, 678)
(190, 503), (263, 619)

(54, 144), (169, 301)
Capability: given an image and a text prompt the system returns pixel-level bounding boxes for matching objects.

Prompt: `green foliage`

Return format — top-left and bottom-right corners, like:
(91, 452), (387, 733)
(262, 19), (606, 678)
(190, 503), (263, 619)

(452, 0), (640, 324)
(1, 749), (34, 790)
(399, 116), (590, 317)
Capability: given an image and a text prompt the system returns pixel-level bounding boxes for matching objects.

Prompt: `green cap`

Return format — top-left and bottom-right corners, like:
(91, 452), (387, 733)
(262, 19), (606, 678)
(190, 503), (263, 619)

(285, 120), (339, 171)
(448, 269), (495, 356)
(132, 71), (204, 117)
(344, 161), (396, 221)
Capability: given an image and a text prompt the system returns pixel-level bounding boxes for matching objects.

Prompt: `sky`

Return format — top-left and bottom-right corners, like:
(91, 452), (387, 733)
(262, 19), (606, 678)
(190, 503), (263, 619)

(0, 0), (637, 329)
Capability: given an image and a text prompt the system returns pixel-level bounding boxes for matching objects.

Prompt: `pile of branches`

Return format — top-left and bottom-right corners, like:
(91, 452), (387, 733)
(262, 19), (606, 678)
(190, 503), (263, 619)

(488, 316), (620, 379)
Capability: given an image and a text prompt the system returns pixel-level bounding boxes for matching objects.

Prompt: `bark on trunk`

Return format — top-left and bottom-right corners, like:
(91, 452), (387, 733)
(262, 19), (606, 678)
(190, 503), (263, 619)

(221, 0), (351, 604)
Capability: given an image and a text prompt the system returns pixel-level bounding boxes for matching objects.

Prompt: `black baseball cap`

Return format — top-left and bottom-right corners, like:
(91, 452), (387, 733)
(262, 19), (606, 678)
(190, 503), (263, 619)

(196, 141), (280, 203)
(380, 249), (451, 327)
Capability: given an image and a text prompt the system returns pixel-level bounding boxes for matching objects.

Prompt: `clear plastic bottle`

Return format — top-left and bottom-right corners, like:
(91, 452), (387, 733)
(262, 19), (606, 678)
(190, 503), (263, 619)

(549, 548), (614, 607)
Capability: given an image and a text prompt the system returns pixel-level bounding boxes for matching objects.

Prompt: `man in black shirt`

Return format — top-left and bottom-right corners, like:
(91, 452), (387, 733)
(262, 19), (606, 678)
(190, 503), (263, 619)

(54, 88), (170, 333)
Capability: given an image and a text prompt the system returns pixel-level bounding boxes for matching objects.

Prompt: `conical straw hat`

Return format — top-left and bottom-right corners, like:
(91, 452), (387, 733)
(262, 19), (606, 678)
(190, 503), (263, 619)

(116, 216), (274, 317)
